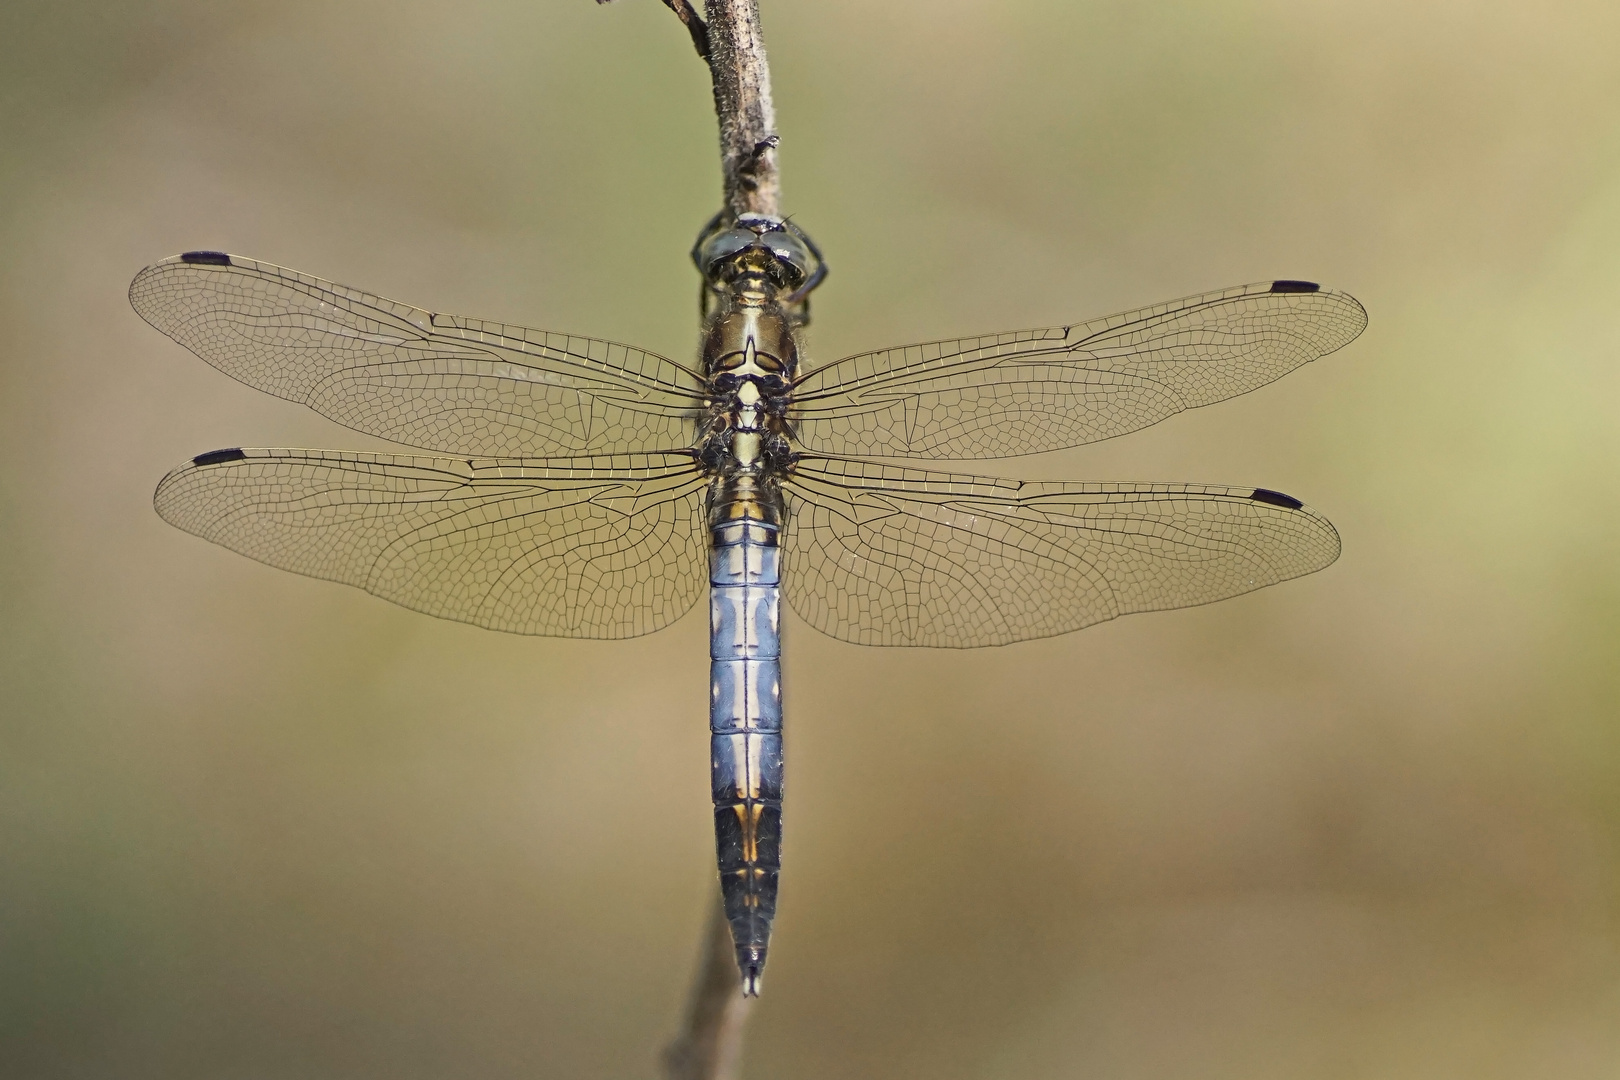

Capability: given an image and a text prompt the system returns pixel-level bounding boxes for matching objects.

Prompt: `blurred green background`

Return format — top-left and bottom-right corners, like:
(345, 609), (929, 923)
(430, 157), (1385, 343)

(3, 1), (1618, 1076)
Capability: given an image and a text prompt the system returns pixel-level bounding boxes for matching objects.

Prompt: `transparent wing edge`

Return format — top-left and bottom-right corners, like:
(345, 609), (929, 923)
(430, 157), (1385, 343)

(154, 447), (710, 639)
(791, 281), (1367, 459)
(130, 253), (704, 456)
(781, 456), (1340, 648)
(132, 252), (707, 399)
(795, 280), (1367, 399)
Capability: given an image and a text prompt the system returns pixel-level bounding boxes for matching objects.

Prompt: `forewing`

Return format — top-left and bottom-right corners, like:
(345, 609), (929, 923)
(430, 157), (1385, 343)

(792, 281), (1366, 459)
(783, 456), (1339, 647)
(131, 253), (703, 457)
(155, 448), (708, 638)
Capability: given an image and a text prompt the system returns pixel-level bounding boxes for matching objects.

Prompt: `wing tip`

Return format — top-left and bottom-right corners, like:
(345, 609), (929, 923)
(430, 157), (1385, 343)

(1249, 487), (1305, 510)
(130, 252), (235, 316)
(1268, 278), (1369, 347)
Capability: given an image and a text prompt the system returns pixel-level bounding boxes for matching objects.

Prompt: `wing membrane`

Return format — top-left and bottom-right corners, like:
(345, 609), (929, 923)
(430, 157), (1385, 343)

(131, 254), (704, 457)
(782, 456), (1339, 647)
(792, 281), (1366, 459)
(155, 448), (708, 638)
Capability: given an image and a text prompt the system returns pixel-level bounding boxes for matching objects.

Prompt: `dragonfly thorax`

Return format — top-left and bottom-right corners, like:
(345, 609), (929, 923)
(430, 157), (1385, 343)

(696, 259), (800, 484)
(704, 304), (798, 380)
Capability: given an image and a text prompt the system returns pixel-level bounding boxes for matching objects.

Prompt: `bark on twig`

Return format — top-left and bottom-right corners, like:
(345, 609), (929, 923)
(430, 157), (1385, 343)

(595, 0), (709, 60)
(661, 899), (753, 1080)
(665, 0), (712, 59)
(702, 0), (781, 217)
(597, 0), (779, 214)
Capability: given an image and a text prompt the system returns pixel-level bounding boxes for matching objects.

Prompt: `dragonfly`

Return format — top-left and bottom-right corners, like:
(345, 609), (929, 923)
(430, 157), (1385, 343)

(131, 215), (1365, 995)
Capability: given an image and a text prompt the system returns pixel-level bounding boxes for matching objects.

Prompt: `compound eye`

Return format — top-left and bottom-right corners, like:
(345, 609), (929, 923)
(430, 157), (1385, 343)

(761, 228), (807, 262)
(700, 228), (757, 271)
(760, 230), (809, 283)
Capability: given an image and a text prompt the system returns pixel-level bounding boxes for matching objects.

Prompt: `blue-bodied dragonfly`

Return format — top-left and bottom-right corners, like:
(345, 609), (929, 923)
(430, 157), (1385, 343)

(131, 215), (1365, 995)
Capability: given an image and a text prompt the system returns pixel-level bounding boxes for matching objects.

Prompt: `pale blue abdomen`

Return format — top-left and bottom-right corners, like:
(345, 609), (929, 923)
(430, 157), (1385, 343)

(709, 518), (783, 996)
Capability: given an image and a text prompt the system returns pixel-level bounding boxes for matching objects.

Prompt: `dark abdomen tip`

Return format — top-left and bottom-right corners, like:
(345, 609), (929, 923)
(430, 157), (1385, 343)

(192, 448), (247, 467)
(1249, 487), (1304, 510)
(180, 251), (232, 266)
(737, 947), (766, 997)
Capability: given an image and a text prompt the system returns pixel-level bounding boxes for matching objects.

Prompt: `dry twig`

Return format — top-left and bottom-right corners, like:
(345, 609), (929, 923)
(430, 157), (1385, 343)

(595, 0), (709, 59)
(660, 11), (780, 1077)
(661, 901), (753, 1080)
(596, 0), (779, 217)
(701, 0), (780, 217)
(594, 0), (787, 1075)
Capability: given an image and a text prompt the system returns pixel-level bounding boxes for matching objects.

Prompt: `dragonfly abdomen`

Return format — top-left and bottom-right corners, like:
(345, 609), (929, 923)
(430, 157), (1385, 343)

(709, 512), (783, 997)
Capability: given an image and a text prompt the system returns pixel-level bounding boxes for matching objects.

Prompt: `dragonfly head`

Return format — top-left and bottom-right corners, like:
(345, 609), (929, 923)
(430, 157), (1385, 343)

(696, 213), (814, 294)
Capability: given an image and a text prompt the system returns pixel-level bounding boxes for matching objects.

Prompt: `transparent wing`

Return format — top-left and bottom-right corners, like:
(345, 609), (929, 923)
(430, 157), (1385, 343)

(792, 280), (1366, 459)
(782, 456), (1339, 648)
(131, 253), (705, 457)
(155, 447), (709, 639)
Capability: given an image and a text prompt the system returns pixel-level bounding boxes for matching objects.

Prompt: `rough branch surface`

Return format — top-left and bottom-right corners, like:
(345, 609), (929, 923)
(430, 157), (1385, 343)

(663, 902), (753, 1080)
(597, 0), (780, 217)
(703, 0), (781, 217)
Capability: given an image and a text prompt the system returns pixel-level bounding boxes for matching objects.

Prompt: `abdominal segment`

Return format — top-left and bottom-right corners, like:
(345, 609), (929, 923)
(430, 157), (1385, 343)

(709, 517), (783, 996)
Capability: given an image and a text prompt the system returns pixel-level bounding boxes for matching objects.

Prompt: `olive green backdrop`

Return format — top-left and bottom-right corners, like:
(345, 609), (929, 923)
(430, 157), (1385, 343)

(2, 1), (1617, 1077)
